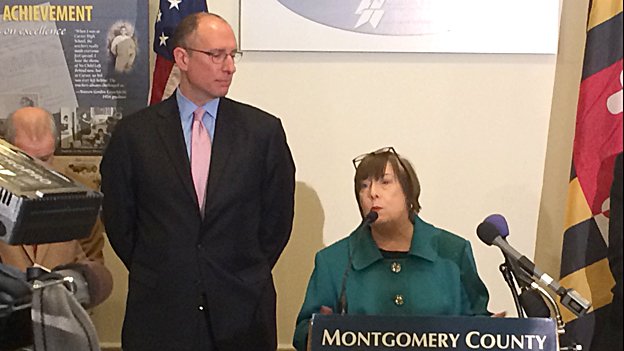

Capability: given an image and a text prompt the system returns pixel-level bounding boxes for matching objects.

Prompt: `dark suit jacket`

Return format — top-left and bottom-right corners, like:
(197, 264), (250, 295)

(609, 153), (623, 317)
(100, 95), (295, 351)
(592, 152), (623, 351)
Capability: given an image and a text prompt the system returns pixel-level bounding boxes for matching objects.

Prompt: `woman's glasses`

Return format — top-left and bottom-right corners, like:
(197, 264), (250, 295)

(352, 146), (406, 171)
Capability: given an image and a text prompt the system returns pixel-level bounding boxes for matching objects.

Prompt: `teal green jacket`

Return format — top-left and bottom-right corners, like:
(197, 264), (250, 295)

(293, 216), (490, 350)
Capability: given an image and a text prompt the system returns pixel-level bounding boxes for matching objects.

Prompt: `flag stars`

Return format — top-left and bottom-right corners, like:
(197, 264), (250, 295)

(168, 0), (182, 10)
(157, 10), (162, 22)
(159, 32), (169, 46)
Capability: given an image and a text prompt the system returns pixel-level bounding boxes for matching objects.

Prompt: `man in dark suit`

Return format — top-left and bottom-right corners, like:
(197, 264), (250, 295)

(100, 13), (295, 351)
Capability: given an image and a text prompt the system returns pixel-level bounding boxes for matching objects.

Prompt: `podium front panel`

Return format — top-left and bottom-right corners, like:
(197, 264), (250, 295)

(309, 314), (557, 351)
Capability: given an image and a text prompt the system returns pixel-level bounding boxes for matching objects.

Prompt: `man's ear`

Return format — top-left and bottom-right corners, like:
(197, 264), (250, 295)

(173, 47), (189, 70)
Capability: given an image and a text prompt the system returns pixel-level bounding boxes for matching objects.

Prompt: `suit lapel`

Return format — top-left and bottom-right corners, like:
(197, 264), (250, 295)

(204, 98), (240, 217)
(155, 96), (198, 208)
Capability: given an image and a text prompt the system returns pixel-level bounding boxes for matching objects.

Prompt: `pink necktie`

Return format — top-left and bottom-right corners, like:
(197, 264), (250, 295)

(191, 107), (211, 210)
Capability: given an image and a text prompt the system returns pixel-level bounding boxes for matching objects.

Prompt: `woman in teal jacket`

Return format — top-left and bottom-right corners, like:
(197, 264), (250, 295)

(293, 147), (490, 350)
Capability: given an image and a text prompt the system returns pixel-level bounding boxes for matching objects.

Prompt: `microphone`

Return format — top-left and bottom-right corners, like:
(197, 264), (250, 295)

(477, 221), (591, 317)
(519, 288), (551, 318)
(484, 214), (509, 238)
(484, 214), (542, 316)
(363, 211), (379, 226)
(337, 211), (378, 315)
(484, 215), (533, 289)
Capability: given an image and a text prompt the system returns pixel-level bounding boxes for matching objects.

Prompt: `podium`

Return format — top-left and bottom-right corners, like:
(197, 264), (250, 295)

(308, 314), (558, 351)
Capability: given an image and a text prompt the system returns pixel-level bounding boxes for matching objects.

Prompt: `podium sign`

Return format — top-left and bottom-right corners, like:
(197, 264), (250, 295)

(309, 314), (557, 351)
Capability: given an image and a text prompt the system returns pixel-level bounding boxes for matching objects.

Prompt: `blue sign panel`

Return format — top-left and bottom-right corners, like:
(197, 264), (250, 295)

(309, 314), (557, 350)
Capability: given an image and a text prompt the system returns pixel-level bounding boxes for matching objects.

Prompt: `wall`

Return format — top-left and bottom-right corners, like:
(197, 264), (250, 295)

(92, 0), (589, 349)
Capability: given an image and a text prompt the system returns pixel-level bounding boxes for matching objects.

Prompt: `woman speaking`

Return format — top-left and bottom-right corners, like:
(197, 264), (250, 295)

(293, 147), (491, 350)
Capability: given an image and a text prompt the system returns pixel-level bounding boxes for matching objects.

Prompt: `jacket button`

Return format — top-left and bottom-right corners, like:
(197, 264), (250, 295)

(198, 305), (204, 311)
(394, 294), (405, 306)
(391, 262), (402, 273)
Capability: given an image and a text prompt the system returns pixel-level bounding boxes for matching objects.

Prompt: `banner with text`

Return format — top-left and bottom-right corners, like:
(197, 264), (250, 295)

(309, 314), (558, 351)
(0, 0), (149, 157)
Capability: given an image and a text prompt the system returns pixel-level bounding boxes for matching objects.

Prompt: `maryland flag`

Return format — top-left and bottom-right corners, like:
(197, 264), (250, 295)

(559, 0), (623, 349)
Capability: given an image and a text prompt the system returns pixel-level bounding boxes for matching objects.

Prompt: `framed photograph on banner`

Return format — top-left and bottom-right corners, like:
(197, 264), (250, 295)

(240, 0), (560, 54)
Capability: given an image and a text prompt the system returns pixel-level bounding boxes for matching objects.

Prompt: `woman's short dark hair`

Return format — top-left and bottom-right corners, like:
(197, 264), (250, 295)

(353, 150), (421, 219)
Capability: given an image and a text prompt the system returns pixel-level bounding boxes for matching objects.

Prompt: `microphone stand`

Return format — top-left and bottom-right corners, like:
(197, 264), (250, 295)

(496, 254), (582, 350)
(524, 281), (582, 351)
(499, 262), (524, 317)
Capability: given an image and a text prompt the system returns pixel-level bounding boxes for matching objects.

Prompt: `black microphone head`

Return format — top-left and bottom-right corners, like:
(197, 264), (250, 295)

(476, 221), (500, 246)
(519, 289), (551, 318)
(364, 211), (378, 224)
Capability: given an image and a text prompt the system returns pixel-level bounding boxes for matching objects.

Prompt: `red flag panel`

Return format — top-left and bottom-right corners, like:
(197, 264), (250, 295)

(573, 59), (624, 215)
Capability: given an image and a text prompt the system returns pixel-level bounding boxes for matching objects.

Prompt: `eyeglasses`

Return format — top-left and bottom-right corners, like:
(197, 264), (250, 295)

(352, 146), (407, 171)
(184, 48), (243, 64)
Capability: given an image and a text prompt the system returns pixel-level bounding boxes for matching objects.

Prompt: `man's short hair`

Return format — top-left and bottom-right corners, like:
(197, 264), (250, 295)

(170, 12), (224, 51)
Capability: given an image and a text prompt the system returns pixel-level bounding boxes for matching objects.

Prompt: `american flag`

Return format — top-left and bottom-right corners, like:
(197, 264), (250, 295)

(149, 0), (208, 104)
(559, 0), (623, 349)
